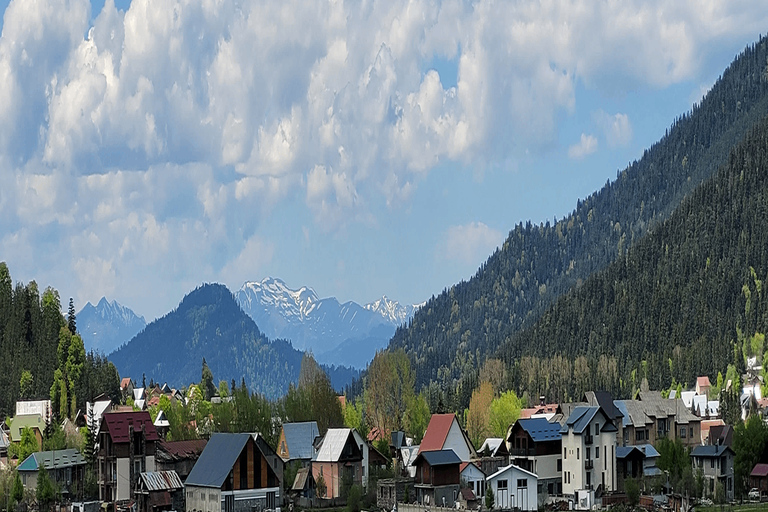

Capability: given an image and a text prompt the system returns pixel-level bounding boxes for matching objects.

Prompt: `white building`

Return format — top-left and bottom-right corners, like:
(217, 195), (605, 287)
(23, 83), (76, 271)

(486, 464), (538, 511)
(560, 406), (617, 498)
(460, 461), (486, 501)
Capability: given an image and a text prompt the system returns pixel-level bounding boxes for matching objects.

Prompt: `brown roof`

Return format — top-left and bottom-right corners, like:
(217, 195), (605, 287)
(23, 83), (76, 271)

(157, 439), (208, 461)
(120, 378), (132, 389)
(752, 463), (768, 478)
(102, 411), (159, 443)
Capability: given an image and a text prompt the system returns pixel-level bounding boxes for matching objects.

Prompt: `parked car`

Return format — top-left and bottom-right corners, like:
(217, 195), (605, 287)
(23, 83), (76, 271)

(748, 488), (760, 501)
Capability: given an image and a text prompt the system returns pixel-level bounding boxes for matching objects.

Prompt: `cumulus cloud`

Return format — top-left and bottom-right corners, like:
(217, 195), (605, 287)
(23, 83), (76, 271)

(594, 110), (633, 148)
(442, 222), (503, 265)
(0, 0), (766, 316)
(568, 133), (598, 159)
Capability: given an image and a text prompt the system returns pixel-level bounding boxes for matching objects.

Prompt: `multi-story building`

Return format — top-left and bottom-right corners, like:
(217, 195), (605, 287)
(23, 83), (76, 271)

(691, 445), (734, 501)
(97, 411), (160, 503)
(560, 406), (617, 497)
(508, 418), (562, 498)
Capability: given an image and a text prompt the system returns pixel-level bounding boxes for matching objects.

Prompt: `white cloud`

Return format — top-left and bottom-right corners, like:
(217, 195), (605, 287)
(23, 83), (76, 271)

(219, 235), (275, 289)
(0, 0), (766, 317)
(594, 111), (633, 148)
(568, 133), (598, 159)
(442, 222), (503, 265)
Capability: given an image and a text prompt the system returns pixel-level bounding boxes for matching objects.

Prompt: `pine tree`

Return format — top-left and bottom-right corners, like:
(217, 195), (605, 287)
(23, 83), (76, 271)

(67, 297), (76, 334)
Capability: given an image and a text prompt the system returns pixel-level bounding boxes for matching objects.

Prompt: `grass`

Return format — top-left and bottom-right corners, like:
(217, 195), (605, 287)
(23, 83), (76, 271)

(696, 504), (768, 512)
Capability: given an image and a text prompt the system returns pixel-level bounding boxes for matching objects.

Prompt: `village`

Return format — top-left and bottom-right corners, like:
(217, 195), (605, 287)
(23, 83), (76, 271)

(1, 370), (765, 512)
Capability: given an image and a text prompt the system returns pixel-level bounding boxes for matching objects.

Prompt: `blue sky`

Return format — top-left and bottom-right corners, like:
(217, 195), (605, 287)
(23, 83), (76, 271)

(0, 0), (766, 320)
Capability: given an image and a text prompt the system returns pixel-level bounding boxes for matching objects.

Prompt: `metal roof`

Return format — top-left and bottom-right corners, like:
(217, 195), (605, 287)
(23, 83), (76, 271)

(17, 449), (86, 472)
(486, 463), (538, 482)
(139, 471), (183, 491)
(691, 445), (733, 458)
(186, 433), (251, 488)
(415, 449), (461, 467)
(314, 428), (355, 462)
(292, 467), (311, 491)
(157, 439), (208, 462)
(517, 417), (562, 442)
(282, 421), (319, 460)
(419, 414), (456, 452)
(752, 463), (768, 477)
(102, 411), (159, 443)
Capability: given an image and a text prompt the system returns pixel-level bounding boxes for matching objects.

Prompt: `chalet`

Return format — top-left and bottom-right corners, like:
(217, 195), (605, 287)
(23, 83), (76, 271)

(560, 406), (618, 497)
(508, 417), (562, 498)
(750, 463), (768, 497)
(97, 411), (160, 503)
(615, 445), (661, 492)
(185, 432), (281, 512)
(7, 414), (44, 452)
(486, 464), (538, 511)
(419, 414), (477, 462)
(412, 449), (461, 507)
(136, 470), (184, 512)
(277, 422), (319, 465)
(691, 444), (734, 502)
(311, 428), (363, 499)
(17, 449), (86, 500)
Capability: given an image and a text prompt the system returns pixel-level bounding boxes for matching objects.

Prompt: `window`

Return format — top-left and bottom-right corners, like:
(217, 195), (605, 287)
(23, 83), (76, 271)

(690, 427), (694, 438)
(586, 447), (591, 460)
(517, 479), (527, 488)
(637, 429), (645, 441)
(564, 447), (567, 459)
(596, 446), (600, 458)
(557, 459), (562, 472)
(595, 423), (599, 435)
(711, 459), (715, 469)
(577, 448), (580, 460)
(680, 427), (686, 438)
(267, 491), (276, 510)
(497, 479), (508, 490)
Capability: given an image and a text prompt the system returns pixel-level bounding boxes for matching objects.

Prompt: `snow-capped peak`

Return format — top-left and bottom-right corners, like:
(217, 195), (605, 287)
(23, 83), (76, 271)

(364, 295), (422, 324)
(240, 277), (320, 319)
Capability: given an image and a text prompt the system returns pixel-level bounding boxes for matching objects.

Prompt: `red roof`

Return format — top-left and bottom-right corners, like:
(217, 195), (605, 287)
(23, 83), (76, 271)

(102, 411), (160, 443)
(120, 378), (132, 389)
(752, 463), (768, 477)
(420, 414), (456, 453)
(697, 376), (711, 387)
(158, 439), (208, 460)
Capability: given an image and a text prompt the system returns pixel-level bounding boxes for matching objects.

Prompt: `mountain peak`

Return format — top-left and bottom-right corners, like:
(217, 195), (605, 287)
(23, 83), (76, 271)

(77, 297), (146, 354)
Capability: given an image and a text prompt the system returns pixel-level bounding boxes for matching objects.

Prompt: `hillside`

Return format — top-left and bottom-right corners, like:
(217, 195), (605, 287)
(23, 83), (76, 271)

(388, 37), (768, 394)
(499, 113), (768, 401)
(78, 297), (146, 354)
(108, 283), (358, 399)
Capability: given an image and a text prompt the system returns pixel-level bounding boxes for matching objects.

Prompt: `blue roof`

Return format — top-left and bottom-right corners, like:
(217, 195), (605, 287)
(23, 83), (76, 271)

(186, 433), (251, 488)
(561, 406), (598, 434)
(17, 449), (86, 472)
(517, 418), (562, 442)
(644, 466), (663, 477)
(283, 422), (319, 460)
(636, 444), (660, 458)
(416, 449), (461, 467)
(691, 445), (733, 458)
(613, 400), (631, 428)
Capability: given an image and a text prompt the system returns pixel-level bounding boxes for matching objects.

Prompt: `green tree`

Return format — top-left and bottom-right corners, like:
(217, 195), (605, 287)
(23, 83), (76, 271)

(201, 358), (216, 401)
(484, 486), (494, 510)
(36, 465), (59, 511)
(343, 397), (367, 438)
(364, 350), (414, 436)
(9, 427), (39, 463)
(316, 474), (327, 498)
(403, 393), (430, 443)
(488, 390), (522, 438)
(734, 414), (768, 498)
(67, 298), (76, 335)
(11, 471), (24, 508)
(19, 371), (33, 400)
(625, 478), (640, 507)
(466, 381), (493, 448)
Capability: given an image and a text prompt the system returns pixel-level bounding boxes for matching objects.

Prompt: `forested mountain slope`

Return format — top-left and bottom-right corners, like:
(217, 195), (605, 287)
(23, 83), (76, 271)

(500, 114), (768, 401)
(388, 37), (768, 394)
(109, 283), (358, 399)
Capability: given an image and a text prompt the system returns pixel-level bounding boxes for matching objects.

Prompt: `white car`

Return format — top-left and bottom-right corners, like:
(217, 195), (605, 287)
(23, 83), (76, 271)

(748, 488), (760, 501)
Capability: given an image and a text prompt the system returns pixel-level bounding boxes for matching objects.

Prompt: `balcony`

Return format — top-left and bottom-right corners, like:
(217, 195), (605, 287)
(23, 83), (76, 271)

(584, 435), (593, 445)
(584, 460), (594, 470)
(509, 448), (535, 457)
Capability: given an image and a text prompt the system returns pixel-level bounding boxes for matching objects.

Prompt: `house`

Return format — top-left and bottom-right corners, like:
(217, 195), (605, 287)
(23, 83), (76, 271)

(750, 463), (768, 497)
(419, 414), (477, 462)
(691, 445), (734, 502)
(560, 406), (618, 497)
(708, 424), (733, 448)
(700, 419), (725, 445)
(86, 394), (114, 438)
(154, 410), (170, 439)
(311, 428), (363, 499)
(696, 377), (712, 398)
(156, 439), (207, 482)
(460, 461), (486, 502)
(17, 448), (86, 499)
(398, 445), (419, 478)
(97, 411), (160, 503)
(412, 449), (461, 507)
(477, 438), (509, 458)
(616, 445), (653, 492)
(254, 433), (285, 494)
(7, 414), (44, 451)
(290, 466), (315, 500)
(508, 417), (562, 498)
(277, 422), (319, 466)
(618, 392), (701, 448)
(136, 470), (184, 512)
(15, 400), (52, 424)
(486, 464), (538, 511)
(185, 432), (281, 512)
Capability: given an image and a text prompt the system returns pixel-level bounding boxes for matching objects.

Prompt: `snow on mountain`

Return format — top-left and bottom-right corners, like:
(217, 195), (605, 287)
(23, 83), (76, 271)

(77, 297), (147, 355)
(235, 278), (420, 368)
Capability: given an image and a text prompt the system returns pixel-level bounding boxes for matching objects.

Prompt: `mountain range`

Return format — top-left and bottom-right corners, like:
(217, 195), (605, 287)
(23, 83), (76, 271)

(77, 298), (147, 354)
(108, 283), (358, 399)
(235, 277), (421, 368)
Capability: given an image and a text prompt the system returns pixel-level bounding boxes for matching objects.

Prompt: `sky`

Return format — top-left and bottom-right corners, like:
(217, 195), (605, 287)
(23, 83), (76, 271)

(1, 0), (767, 321)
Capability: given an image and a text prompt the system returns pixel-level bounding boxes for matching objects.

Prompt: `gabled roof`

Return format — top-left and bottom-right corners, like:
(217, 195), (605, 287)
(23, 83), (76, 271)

(616, 444), (658, 460)
(697, 376), (711, 388)
(691, 445), (734, 458)
(282, 421), (319, 460)
(414, 449), (461, 467)
(8, 414), (44, 441)
(102, 411), (159, 443)
(292, 467), (313, 491)
(154, 410), (170, 428)
(585, 391), (622, 420)
(186, 433), (251, 488)
(478, 438), (507, 456)
(314, 428), (360, 463)
(139, 471), (183, 491)
(157, 439), (208, 462)
(17, 449), (86, 472)
(560, 406), (598, 434)
(420, 414), (456, 452)
(515, 417), (562, 443)
(120, 377), (132, 389)
(460, 461), (484, 476)
(751, 463), (768, 478)
(486, 463), (537, 481)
